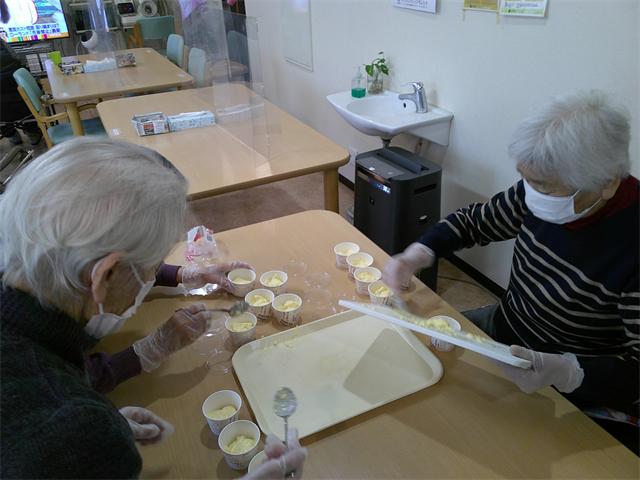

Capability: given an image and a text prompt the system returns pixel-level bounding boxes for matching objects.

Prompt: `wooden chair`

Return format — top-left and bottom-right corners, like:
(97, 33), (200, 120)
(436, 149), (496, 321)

(187, 47), (210, 88)
(128, 16), (176, 57)
(13, 68), (106, 149)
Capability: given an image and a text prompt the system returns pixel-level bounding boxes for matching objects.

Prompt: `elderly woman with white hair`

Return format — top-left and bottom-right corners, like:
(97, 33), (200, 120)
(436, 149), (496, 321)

(385, 91), (639, 451)
(0, 137), (307, 478)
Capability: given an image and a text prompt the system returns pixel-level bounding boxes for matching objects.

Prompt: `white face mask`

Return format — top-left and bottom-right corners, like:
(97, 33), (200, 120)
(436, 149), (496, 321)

(84, 260), (155, 339)
(523, 179), (602, 224)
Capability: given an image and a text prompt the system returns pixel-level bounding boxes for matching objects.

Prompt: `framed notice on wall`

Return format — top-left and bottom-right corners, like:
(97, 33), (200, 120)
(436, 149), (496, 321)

(281, 0), (313, 71)
(391, 0), (436, 14)
(499, 0), (548, 16)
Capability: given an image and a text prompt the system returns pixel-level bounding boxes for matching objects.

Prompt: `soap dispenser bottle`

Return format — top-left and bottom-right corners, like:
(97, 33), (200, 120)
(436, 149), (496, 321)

(351, 66), (366, 98)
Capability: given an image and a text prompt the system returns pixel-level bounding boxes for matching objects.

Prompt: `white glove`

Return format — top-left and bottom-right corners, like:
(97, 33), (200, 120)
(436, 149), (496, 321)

(119, 406), (175, 446)
(181, 262), (254, 292)
(133, 302), (212, 372)
(487, 345), (584, 394)
(383, 242), (435, 292)
(243, 429), (308, 480)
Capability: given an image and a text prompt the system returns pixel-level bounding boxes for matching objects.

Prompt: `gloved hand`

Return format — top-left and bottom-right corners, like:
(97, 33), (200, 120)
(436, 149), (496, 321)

(181, 262), (254, 292)
(487, 345), (584, 394)
(383, 242), (435, 292)
(119, 406), (175, 446)
(243, 428), (308, 480)
(133, 302), (212, 372)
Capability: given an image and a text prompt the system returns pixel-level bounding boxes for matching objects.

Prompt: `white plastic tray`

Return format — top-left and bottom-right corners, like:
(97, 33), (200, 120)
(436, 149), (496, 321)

(339, 301), (532, 369)
(233, 309), (443, 440)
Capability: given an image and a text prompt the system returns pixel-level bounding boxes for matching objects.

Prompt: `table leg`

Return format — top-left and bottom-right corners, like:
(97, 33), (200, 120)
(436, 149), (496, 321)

(66, 103), (85, 136)
(323, 168), (340, 213)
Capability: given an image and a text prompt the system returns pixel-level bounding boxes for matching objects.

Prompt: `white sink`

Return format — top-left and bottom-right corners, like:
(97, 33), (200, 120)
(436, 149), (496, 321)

(326, 90), (453, 146)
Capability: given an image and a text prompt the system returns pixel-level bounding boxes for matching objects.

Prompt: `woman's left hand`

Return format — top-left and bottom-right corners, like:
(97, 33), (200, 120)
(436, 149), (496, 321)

(180, 262), (254, 292)
(119, 406), (175, 446)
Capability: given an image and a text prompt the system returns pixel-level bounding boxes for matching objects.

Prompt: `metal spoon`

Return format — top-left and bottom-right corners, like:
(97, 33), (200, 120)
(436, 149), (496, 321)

(273, 387), (297, 449)
(207, 301), (249, 317)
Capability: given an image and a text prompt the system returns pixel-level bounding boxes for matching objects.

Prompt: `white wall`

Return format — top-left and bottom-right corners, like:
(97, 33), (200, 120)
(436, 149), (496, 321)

(246, 0), (639, 288)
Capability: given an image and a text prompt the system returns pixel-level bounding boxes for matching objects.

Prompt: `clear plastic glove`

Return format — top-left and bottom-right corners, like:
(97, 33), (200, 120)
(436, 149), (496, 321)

(119, 406), (175, 446)
(383, 242), (435, 292)
(133, 302), (212, 372)
(243, 428), (308, 480)
(181, 262), (254, 292)
(487, 345), (584, 394)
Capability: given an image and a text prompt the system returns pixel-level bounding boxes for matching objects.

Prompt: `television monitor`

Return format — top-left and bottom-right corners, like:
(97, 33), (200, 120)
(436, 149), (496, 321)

(0, 0), (69, 44)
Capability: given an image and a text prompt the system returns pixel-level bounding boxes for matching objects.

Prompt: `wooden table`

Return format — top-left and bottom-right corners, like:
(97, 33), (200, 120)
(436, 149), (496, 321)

(96, 84), (349, 212)
(45, 48), (193, 136)
(99, 210), (639, 479)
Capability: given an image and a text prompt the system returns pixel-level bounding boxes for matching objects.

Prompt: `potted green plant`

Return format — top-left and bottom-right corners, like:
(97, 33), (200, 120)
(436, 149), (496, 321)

(364, 51), (388, 95)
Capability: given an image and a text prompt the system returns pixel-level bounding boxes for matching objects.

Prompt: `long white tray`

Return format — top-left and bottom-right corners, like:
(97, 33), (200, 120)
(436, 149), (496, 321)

(339, 301), (532, 369)
(233, 309), (443, 440)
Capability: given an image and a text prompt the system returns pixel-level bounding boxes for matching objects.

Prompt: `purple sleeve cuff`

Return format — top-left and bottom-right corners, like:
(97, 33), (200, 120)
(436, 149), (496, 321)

(155, 263), (181, 287)
(86, 347), (142, 394)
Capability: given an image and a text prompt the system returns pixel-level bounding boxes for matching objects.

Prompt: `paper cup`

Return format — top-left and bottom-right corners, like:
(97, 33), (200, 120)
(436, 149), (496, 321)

(273, 293), (302, 326)
(259, 270), (288, 295)
(354, 267), (381, 296)
(202, 390), (241, 435)
(368, 280), (393, 306)
(347, 252), (373, 279)
(334, 242), (360, 268)
(248, 450), (268, 473)
(228, 268), (256, 297)
(225, 312), (257, 347)
(245, 289), (274, 320)
(429, 316), (461, 352)
(400, 273), (412, 290)
(219, 420), (261, 470)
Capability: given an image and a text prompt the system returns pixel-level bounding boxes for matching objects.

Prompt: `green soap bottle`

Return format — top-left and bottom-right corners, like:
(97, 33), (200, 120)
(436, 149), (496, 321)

(351, 66), (366, 98)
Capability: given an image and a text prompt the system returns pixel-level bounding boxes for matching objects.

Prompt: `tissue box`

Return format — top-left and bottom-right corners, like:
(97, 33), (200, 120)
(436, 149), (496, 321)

(131, 112), (169, 136)
(59, 62), (84, 75)
(167, 110), (216, 131)
(116, 53), (136, 68)
(84, 59), (118, 73)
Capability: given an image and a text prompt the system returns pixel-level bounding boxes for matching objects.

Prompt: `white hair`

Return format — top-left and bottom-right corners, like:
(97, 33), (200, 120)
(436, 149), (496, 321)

(0, 137), (189, 306)
(508, 91), (631, 192)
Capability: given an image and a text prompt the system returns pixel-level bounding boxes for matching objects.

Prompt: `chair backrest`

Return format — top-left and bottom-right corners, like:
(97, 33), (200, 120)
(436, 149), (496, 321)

(167, 33), (185, 68)
(12, 68), (43, 114)
(187, 47), (209, 88)
(137, 16), (175, 41)
(227, 31), (249, 67)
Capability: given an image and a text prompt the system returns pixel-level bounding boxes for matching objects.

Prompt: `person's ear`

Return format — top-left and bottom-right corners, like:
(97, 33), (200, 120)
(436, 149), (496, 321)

(90, 251), (127, 304)
(602, 175), (622, 201)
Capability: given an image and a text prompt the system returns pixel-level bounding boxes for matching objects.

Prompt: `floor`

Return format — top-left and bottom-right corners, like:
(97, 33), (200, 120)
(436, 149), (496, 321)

(1, 131), (497, 315)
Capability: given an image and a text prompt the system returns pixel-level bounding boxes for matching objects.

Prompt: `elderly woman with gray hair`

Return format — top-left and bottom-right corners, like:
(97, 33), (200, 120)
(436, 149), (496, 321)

(0, 137), (307, 478)
(385, 91), (639, 451)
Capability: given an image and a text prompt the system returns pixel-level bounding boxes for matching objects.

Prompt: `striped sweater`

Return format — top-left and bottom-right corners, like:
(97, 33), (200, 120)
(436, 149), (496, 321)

(420, 178), (639, 415)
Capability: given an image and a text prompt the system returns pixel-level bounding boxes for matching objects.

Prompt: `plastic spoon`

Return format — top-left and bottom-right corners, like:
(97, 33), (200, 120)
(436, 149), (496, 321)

(207, 301), (249, 317)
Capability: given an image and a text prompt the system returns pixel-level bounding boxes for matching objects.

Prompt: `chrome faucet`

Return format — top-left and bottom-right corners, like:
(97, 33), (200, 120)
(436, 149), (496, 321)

(399, 82), (428, 113)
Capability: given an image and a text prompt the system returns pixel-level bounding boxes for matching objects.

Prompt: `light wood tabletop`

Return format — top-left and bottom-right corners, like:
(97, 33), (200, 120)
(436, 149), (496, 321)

(45, 48), (193, 136)
(99, 210), (639, 479)
(97, 85), (350, 212)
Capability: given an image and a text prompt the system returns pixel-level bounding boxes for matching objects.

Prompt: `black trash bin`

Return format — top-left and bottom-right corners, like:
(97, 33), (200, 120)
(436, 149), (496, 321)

(354, 147), (441, 291)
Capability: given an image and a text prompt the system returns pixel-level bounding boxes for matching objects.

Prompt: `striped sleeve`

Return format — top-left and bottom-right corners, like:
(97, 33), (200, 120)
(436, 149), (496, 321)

(419, 181), (526, 257)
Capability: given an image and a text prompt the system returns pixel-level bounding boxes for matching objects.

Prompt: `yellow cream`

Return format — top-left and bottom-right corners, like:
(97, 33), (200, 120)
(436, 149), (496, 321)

(207, 405), (236, 420)
(225, 435), (257, 454)
(277, 300), (299, 311)
(249, 295), (269, 306)
(351, 259), (371, 267)
(373, 285), (392, 297)
(264, 274), (284, 286)
(232, 277), (251, 284)
(230, 321), (254, 332)
(338, 248), (355, 255)
(356, 271), (377, 282)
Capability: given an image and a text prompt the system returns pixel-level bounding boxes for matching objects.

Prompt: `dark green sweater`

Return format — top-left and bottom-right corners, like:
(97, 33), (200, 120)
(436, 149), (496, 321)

(1, 285), (143, 479)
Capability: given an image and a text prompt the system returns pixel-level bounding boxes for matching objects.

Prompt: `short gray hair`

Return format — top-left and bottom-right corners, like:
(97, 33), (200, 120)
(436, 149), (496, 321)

(0, 137), (189, 306)
(508, 91), (631, 192)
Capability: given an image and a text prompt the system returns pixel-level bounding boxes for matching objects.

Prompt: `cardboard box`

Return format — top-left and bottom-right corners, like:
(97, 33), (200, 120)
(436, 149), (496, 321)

(59, 62), (84, 75)
(131, 112), (169, 136)
(167, 110), (216, 131)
